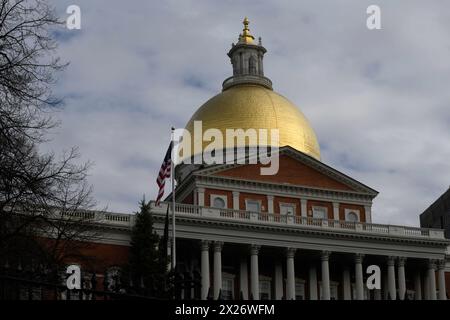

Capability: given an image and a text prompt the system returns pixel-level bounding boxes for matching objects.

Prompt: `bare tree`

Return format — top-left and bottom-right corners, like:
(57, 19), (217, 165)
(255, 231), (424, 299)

(0, 0), (97, 275)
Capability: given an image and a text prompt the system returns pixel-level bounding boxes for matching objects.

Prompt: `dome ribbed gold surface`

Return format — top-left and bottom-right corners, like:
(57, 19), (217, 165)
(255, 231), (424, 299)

(183, 84), (321, 161)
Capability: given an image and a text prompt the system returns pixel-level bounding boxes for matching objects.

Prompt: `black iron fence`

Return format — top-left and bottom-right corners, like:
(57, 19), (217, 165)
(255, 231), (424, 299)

(0, 266), (202, 300)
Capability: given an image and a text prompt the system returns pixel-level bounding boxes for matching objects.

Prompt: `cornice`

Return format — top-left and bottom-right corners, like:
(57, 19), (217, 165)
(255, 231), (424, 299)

(152, 213), (449, 248)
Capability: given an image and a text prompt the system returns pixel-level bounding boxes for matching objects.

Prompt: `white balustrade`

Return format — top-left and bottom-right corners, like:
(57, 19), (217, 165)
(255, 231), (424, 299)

(90, 201), (444, 240)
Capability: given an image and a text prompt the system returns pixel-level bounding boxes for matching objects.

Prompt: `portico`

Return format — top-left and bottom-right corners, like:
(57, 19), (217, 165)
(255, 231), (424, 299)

(153, 202), (449, 301)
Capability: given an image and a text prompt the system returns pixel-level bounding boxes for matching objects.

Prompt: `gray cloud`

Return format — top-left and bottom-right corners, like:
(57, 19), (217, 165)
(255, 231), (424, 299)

(44, 0), (450, 226)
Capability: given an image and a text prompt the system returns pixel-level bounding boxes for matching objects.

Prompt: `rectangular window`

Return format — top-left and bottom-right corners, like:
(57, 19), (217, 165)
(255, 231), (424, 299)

(259, 280), (271, 300)
(295, 280), (305, 300)
(280, 203), (295, 215)
(246, 200), (261, 213)
(222, 278), (234, 300)
(313, 206), (327, 219)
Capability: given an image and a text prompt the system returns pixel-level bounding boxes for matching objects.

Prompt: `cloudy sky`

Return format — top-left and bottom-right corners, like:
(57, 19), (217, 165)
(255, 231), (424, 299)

(44, 0), (450, 226)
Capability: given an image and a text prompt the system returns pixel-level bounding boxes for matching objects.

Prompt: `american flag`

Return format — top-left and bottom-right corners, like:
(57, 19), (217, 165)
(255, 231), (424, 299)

(156, 141), (173, 206)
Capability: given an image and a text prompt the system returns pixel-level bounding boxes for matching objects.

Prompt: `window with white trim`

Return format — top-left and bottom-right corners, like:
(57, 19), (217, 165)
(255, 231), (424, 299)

(222, 274), (234, 300)
(312, 206), (327, 219)
(345, 209), (360, 222)
(259, 279), (271, 300)
(280, 203), (295, 216)
(295, 279), (305, 300)
(246, 200), (261, 213)
(212, 195), (227, 209)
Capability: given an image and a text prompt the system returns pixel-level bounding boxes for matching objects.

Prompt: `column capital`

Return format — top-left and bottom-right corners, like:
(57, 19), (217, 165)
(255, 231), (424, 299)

(332, 202), (339, 208)
(428, 259), (436, 270)
(437, 260), (446, 270)
(197, 187), (205, 193)
(213, 241), (223, 252)
(355, 253), (365, 264)
(250, 244), (261, 255)
(321, 251), (331, 261)
(397, 257), (407, 267)
(428, 259), (437, 270)
(387, 256), (396, 266)
(285, 248), (296, 259)
(267, 195), (274, 200)
(201, 240), (210, 251)
(232, 191), (240, 197)
(300, 198), (308, 205)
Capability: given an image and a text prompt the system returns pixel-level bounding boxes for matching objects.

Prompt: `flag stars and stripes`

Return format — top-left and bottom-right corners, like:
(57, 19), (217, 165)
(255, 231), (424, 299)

(156, 141), (173, 206)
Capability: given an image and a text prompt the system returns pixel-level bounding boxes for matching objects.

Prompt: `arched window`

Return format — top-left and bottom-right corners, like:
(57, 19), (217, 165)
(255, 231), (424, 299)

(347, 211), (359, 222)
(213, 197), (226, 209)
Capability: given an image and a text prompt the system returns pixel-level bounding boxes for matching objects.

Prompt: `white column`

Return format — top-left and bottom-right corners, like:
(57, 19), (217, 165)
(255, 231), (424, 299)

(424, 270), (430, 300)
(190, 259), (196, 299)
(300, 199), (308, 217)
(355, 254), (364, 300)
(198, 188), (205, 206)
(383, 270), (389, 300)
(374, 288), (382, 300)
(332, 202), (340, 221)
(428, 260), (437, 300)
(274, 262), (283, 300)
(213, 241), (223, 299)
(438, 260), (447, 300)
(239, 259), (248, 300)
(201, 240), (210, 300)
(364, 205), (372, 223)
(232, 191), (240, 210)
(414, 271), (422, 300)
(387, 256), (396, 300)
(321, 251), (331, 300)
(250, 245), (260, 300)
(267, 195), (274, 214)
(309, 265), (318, 300)
(286, 248), (296, 300)
(343, 267), (351, 300)
(397, 257), (406, 300)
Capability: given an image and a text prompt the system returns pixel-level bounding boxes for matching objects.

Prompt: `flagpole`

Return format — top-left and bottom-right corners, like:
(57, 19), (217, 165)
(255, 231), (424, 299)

(171, 127), (176, 271)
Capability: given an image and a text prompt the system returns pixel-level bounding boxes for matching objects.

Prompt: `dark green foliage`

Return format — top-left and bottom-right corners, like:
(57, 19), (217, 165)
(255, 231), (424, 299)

(127, 198), (168, 296)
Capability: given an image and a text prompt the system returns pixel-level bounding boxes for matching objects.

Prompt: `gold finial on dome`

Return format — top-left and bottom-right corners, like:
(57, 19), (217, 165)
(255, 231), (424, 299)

(238, 17), (255, 44)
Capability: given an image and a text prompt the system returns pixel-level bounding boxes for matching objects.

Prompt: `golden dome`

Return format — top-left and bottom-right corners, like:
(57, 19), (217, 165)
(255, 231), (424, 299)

(183, 84), (321, 161)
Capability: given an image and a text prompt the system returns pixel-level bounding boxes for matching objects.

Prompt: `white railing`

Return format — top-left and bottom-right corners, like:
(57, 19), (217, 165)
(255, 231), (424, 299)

(76, 202), (444, 240)
(148, 202), (446, 240)
(60, 210), (95, 220)
(105, 213), (130, 222)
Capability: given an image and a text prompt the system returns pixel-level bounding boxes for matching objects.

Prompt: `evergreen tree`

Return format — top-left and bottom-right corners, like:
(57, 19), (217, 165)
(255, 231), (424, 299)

(128, 198), (162, 294)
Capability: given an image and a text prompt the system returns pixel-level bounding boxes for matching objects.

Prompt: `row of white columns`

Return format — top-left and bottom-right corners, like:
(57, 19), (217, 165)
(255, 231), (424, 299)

(200, 241), (447, 300)
(201, 241), (262, 299)
(385, 257), (448, 300)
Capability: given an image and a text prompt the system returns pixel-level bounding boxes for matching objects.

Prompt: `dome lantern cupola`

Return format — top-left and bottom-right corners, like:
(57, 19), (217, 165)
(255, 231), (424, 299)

(182, 18), (321, 166)
(223, 18), (273, 91)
